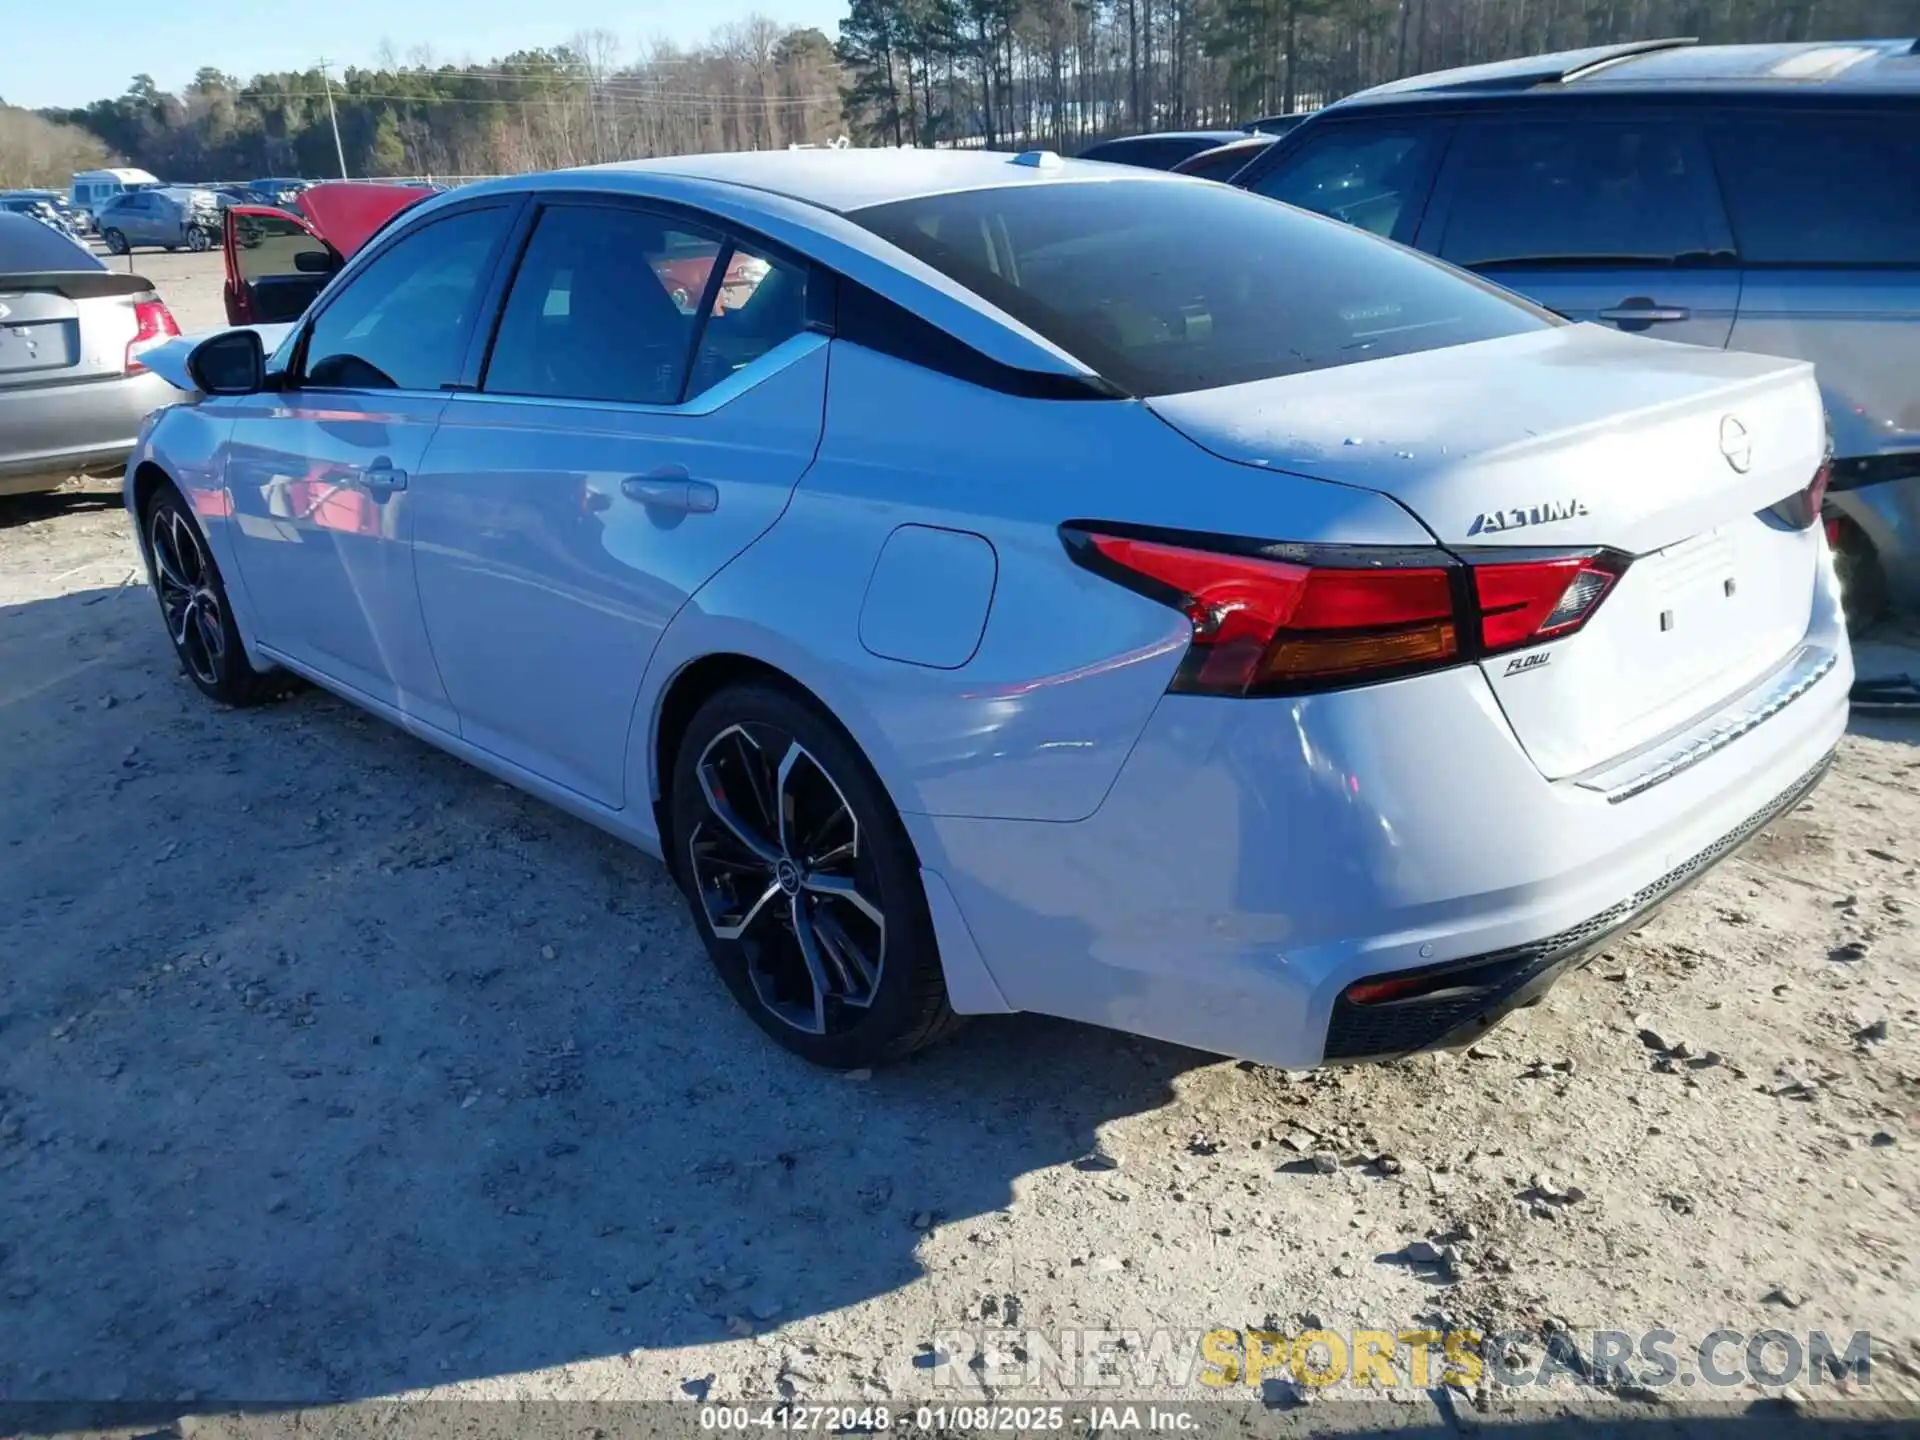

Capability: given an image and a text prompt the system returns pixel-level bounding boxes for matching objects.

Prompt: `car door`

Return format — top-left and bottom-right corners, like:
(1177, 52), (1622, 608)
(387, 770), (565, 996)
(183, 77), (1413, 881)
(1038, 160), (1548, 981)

(223, 205), (338, 324)
(408, 197), (827, 807)
(222, 201), (520, 731)
(1420, 113), (1740, 347)
(1238, 117), (1453, 245)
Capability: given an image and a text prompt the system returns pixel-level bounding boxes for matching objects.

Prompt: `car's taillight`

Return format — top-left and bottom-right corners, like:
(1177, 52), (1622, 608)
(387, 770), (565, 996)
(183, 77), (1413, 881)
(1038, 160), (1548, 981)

(1470, 552), (1626, 654)
(1064, 524), (1632, 695)
(1062, 526), (1460, 695)
(1767, 423), (1834, 530)
(125, 297), (180, 374)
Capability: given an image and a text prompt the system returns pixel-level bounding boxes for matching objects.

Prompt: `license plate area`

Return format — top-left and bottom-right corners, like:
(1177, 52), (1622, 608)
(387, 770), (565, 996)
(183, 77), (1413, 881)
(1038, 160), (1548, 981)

(0, 319), (78, 375)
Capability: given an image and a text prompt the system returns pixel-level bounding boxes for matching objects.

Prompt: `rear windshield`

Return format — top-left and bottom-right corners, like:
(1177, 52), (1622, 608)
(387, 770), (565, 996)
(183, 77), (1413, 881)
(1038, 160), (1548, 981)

(0, 213), (102, 273)
(850, 179), (1551, 396)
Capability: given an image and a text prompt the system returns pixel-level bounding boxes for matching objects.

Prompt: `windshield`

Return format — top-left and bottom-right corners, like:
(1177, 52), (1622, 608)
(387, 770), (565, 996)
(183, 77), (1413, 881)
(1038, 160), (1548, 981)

(850, 179), (1552, 397)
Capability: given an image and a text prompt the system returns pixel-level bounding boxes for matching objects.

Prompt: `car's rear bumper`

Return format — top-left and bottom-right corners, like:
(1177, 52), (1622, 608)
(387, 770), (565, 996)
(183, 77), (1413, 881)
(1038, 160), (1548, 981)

(0, 372), (182, 494)
(910, 558), (1853, 1069)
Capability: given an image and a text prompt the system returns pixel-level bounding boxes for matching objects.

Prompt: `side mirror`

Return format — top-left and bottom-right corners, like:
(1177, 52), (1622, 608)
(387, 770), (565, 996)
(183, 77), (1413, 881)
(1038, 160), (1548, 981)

(293, 250), (334, 274)
(187, 328), (266, 396)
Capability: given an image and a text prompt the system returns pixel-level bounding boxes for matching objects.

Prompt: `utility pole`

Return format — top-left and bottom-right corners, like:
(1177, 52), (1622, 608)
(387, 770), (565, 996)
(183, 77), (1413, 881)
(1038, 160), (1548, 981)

(319, 57), (349, 178)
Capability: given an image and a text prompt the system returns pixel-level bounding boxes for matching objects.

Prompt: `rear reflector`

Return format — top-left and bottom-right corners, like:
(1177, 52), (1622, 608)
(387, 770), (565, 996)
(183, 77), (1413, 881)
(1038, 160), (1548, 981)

(1471, 553), (1624, 654)
(1064, 523), (1633, 697)
(125, 297), (180, 374)
(1067, 528), (1459, 695)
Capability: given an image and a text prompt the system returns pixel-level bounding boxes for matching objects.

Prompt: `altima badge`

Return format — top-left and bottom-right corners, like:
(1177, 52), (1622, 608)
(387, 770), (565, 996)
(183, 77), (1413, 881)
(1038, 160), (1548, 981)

(1467, 498), (1589, 536)
(1719, 415), (1753, 473)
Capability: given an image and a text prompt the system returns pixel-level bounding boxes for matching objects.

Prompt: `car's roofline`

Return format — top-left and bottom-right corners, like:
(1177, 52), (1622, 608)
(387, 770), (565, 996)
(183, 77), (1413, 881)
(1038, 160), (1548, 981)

(1325, 37), (1920, 111)
(382, 163), (1191, 383)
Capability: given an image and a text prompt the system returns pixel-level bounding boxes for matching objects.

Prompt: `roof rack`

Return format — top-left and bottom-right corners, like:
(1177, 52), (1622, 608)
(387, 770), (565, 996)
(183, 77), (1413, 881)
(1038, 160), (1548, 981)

(1559, 36), (1698, 81)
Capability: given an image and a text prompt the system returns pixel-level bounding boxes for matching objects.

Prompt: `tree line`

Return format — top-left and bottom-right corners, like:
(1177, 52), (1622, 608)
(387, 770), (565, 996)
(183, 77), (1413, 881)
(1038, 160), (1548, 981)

(1, 0), (1913, 189)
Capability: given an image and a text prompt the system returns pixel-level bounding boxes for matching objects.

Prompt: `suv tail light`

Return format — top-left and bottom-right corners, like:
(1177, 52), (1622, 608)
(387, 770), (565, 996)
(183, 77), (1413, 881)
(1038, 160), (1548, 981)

(1063, 523), (1629, 696)
(125, 297), (180, 374)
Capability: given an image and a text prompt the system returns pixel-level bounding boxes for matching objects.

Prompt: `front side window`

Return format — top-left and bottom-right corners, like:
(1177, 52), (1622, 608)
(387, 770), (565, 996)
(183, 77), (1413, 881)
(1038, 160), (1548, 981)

(1438, 120), (1723, 268)
(1248, 124), (1444, 241)
(1709, 114), (1920, 266)
(851, 178), (1549, 397)
(236, 212), (331, 286)
(484, 204), (809, 406)
(301, 205), (509, 391)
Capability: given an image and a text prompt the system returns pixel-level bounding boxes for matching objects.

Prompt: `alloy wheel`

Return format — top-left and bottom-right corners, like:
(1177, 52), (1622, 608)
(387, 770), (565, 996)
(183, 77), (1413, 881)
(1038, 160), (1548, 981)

(687, 721), (886, 1035)
(150, 506), (226, 688)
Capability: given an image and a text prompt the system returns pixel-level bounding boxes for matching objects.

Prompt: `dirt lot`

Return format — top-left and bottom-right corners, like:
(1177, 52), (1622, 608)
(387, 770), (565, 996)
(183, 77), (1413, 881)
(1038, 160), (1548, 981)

(2, 250), (1918, 1432)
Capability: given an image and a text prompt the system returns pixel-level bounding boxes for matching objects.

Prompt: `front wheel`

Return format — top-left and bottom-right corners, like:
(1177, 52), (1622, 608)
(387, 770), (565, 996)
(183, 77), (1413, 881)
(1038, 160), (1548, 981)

(102, 228), (128, 255)
(186, 226), (213, 252)
(144, 487), (279, 706)
(669, 682), (961, 1069)
(1829, 514), (1888, 633)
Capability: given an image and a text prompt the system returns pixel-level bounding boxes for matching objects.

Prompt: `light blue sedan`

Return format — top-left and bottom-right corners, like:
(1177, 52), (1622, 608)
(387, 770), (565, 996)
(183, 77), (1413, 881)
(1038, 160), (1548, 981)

(127, 149), (1847, 1070)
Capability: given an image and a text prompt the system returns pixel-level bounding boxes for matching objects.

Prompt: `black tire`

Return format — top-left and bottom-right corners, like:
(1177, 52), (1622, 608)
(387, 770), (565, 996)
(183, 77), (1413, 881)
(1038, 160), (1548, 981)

(142, 486), (280, 706)
(669, 681), (961, 1069)
(186, 226), (213, 253)
(102, 228), (128, 255)
(1829, 514), (1889, 633)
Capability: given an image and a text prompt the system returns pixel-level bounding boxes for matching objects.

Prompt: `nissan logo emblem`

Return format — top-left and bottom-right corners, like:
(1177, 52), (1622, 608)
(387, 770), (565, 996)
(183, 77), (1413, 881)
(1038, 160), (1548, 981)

(1719, 415), (1753, 474)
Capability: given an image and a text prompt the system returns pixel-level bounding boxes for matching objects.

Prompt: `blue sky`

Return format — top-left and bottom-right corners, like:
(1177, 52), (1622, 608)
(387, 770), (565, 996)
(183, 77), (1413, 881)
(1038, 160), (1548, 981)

(5, 0), (847, 110)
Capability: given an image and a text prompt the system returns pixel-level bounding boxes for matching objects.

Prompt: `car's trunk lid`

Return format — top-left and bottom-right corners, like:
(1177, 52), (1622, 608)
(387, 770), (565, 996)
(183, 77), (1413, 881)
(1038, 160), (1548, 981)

(0, 272), (150, 388)
(1146, 324), (1829, 778)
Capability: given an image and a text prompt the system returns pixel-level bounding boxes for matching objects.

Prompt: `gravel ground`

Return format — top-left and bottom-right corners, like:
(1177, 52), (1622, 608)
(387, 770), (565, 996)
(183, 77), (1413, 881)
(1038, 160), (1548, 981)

(2, 251), (1918, 1434)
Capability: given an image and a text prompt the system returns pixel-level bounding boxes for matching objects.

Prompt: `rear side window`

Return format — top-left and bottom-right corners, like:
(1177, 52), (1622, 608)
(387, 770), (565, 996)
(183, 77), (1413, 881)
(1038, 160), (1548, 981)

(302, 205), (510, 391)
(1246, 124), (1445, 241)
(851, 179), (1550, 398)
(1709, 115), (1920, 265)
(1438, 121), (1724, 268)
(0, 213), (101, 271)
(485, 204), (810, 406)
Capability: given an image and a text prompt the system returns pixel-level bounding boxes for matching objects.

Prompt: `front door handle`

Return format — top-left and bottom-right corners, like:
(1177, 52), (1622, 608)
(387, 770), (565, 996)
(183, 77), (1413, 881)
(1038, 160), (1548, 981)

(360, 459), (408, 497)
(621, 467), (718, 515)
(1599, 300), (1691, 327)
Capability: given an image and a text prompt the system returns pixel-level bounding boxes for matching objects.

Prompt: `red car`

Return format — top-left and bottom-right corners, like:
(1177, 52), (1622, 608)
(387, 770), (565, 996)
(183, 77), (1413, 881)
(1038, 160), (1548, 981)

(222, 182), (438, 325)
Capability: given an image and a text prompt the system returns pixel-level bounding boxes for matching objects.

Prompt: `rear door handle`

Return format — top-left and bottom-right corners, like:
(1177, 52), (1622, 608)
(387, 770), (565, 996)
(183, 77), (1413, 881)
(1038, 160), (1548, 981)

(1598, 302), (1691, 325)
(621, 467), (718, 515)
(360, 459), (408, 497)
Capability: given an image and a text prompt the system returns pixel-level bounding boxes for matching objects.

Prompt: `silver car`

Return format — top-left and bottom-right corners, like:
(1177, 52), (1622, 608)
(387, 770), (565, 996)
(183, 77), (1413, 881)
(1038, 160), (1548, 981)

(95, 187), (222, 255)
(0, 213), (183, 498)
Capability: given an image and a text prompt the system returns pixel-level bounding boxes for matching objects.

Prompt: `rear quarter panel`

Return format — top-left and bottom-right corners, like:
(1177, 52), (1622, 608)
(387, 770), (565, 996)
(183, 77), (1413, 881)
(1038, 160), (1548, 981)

(633, 340), (1434, 826)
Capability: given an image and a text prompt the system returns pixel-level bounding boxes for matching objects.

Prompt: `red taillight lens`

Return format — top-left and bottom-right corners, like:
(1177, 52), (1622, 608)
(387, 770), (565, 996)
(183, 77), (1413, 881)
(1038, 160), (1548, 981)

(1471, 554), (1623, 654)
(1071, 528), (1458, 695)
(125, 298), (181, 374)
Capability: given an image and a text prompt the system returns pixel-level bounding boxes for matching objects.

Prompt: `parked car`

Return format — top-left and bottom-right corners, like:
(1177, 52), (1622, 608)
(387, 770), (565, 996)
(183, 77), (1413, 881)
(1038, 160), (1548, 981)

(1170, 133), (1276, 182)
(248, 177), (315, 206)
(1229, 36), (1920, 626)
(95, 187), (223, 254)
(1077, 130), (1250, 170)
(220, 181), (441, 324)
(69, 167), (162, 229)
(128, 150), (1845, 1070)
(0, 213), (182, 499)
(2, 190), (85, 235)
(0, 194), (75, 235)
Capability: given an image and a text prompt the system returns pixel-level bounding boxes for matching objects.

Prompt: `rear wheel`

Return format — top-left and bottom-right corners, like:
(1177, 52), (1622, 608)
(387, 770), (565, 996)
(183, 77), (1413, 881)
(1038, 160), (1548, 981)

(143, 487), (279, 706)
(102, 228), (128, 255)
(669, 682), (961, 1069)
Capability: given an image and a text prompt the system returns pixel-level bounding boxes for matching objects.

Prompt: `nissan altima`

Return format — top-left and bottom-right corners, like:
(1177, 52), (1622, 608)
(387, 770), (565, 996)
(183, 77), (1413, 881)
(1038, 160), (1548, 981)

(126, 149), (1850, 1070)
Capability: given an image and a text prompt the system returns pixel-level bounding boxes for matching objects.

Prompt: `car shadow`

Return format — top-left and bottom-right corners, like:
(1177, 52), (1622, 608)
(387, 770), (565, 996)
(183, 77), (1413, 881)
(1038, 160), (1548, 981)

(0, 584), (1191, 1408)
(0, 485), (124, 530)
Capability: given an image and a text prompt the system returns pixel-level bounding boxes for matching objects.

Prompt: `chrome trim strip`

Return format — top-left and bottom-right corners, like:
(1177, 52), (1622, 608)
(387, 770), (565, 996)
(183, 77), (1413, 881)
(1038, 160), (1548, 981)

(1576, 644), (1838, 804)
